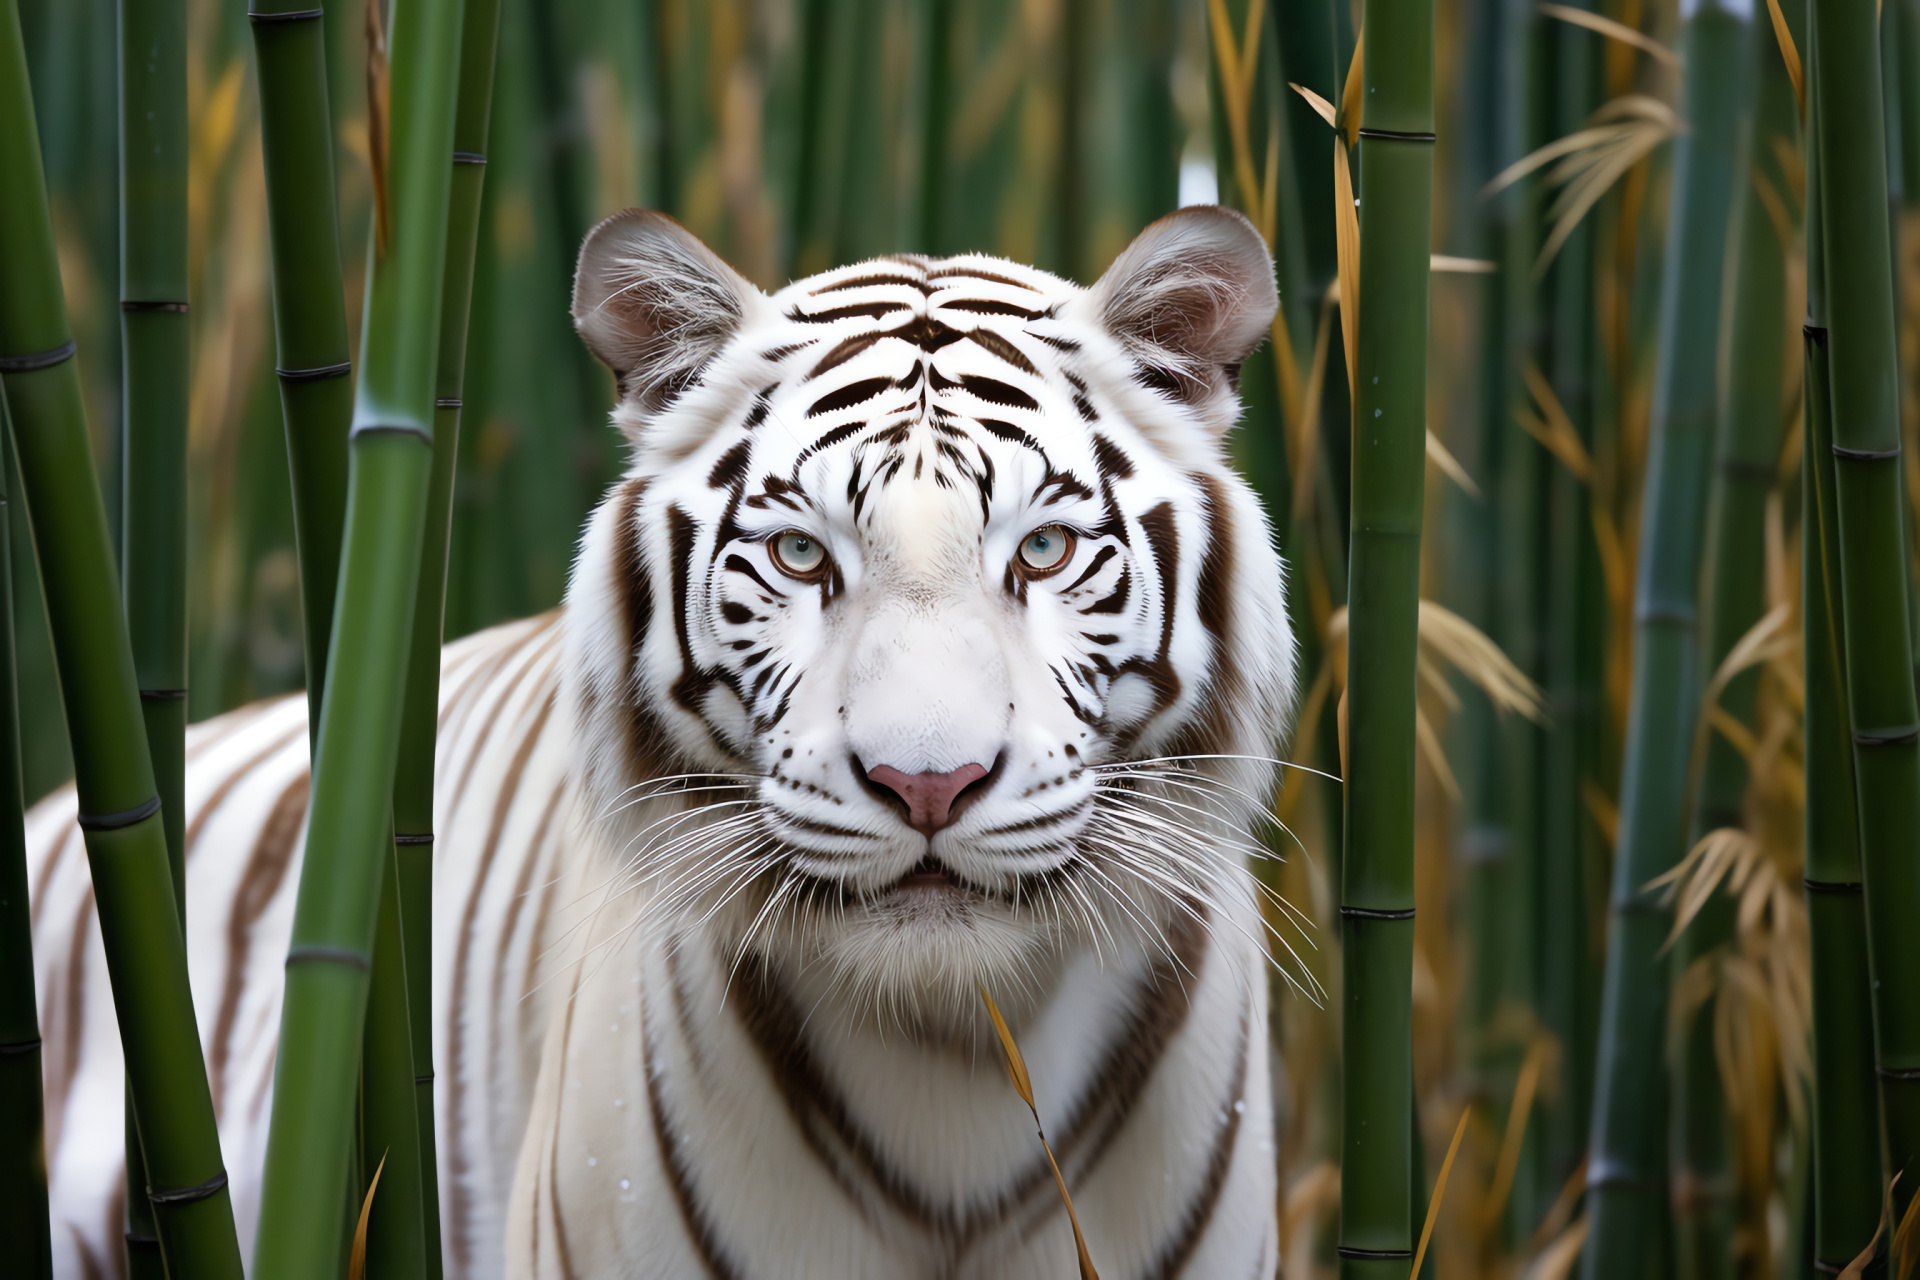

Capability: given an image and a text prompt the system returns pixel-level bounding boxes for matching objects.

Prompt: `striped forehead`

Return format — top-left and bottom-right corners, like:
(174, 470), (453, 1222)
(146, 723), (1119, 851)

(721, 254), (1109, 507)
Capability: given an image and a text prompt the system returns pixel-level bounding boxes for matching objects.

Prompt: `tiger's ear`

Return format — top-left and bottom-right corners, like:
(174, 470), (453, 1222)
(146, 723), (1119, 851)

(572, 209), (764, 414)
(1089, 206), (1278, 430)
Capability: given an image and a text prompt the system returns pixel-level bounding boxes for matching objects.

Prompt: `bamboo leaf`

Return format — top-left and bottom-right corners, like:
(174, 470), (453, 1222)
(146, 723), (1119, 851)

(1529, 1215), (1591, 1280)
(1290, 82), (1336, 129)
(1538, 3), (1681, 68)
(1483, 1040), (1547, 1228)
(978, 988), (1098, 1280)
(1411, 1107), (1469, 1277)
(1839, 1173), (1897, 1280)
(1430, 254), (1497, 272)
(347, 1151), (388, 1280)
(1333, 136), (1359, 404)
(1897, 1178), (1920, 1280)
(1338, 32), (1363, 146)
(365, 0), (392, 256)
(1764, 0), (1806, 114)
(1426, 430), (1480, 497)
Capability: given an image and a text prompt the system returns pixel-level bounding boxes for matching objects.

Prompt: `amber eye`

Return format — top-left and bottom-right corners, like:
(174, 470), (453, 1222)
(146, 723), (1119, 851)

(770, 530), (828, 580)
(1015, 525), (1075, 577)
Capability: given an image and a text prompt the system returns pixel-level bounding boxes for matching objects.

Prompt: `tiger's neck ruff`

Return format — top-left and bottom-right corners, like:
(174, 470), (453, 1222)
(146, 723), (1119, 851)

(512, 207), (1296, 1278)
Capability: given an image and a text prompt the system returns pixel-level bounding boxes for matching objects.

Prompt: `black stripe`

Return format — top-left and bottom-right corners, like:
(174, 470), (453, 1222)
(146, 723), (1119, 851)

(807, 377), (890, 418)
(938, 297), (1045, 319)
(120, 300), (189, 313)
(959, 373), (1038, 410)
(276, 360), (351, 382)
(811, 272), (928, 295)
(1141, 1011), (1251, 1279)
(284, 945), (370, 970)
(644, 986), (746, 1280)
(791, 300), (910, 323)
(77, 795), (164, 831)
(148, 1171), (228, 1205)
(966, 326), (1038, 374)
(0, 340), (77, 373)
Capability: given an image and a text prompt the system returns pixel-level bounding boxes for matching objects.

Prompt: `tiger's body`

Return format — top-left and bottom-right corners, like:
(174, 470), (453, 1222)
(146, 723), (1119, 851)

(29, 206), (1295, 1279)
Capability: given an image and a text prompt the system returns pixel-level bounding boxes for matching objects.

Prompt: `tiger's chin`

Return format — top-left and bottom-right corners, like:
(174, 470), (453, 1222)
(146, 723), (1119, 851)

(726, 859), (1115, 1042)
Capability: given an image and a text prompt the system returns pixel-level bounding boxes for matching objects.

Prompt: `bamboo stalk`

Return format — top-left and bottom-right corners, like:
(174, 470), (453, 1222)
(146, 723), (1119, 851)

(252, 0), (467, 1272)
(1801, 95), (1887, 1269)
(1807, 0), (1920, 1228)
(388, 0), (502, 1270)
(1337, 0), (1433, 1270)
(0, 2), (243, 1273)
(250, 0), (355, 722)
(360, 837), (428, 1278)
(1670, 17), (1778, 1274)
(0, 398), (49, 1277)
(116, 0), (189, 1268)
(1579, 5), (1751, 1277)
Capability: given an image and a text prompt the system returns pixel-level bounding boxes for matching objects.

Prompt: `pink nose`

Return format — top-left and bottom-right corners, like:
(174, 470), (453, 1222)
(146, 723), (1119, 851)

(864, 762), (990, 835)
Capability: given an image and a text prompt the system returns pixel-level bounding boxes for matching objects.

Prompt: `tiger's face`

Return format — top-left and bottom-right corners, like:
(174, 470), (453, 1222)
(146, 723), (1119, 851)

(565, 209), (1294, 1028)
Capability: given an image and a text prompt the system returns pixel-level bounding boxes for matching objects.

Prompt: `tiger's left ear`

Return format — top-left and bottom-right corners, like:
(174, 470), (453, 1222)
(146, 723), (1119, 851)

(1088, 206), (1278, 433)
(572, 209), (766, 417)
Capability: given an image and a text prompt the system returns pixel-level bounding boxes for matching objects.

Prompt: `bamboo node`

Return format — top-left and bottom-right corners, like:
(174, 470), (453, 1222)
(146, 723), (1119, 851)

(0, 339), (77, 373)
(76, 795), (163, 832)
(284, 945), (371, 971)
(148, 1170), (230, 1205)
(246, 7), (324, 21)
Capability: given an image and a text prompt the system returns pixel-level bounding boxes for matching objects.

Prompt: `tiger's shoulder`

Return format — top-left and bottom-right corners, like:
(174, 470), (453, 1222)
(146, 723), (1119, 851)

(28, 609), (588, 1278)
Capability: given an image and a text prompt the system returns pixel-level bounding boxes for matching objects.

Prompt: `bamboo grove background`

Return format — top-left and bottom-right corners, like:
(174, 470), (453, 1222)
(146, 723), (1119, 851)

(8, 0), (1920, 1274)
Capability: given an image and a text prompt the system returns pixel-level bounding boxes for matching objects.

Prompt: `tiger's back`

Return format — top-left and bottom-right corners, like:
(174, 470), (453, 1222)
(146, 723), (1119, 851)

(28, 612), (575, 1279)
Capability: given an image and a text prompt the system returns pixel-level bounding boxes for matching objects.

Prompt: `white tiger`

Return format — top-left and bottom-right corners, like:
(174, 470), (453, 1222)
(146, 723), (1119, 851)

(29, 205), (1295, 1279)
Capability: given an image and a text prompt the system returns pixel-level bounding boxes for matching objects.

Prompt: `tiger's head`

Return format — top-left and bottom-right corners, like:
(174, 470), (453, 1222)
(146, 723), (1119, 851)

(564, 208), (1295, 1029)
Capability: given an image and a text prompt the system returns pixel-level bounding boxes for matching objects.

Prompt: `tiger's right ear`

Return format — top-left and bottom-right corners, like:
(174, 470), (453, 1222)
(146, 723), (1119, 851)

(572, 210), (764, 414)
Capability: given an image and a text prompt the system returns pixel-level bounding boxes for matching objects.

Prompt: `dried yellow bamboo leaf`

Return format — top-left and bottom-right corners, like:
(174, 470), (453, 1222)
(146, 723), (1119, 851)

(1483, 1039), (1547, 1228)
(346, 1150), (388, 1280)
(1764, 0), (1804, 111)
(1333, 136), (1360, 404)
(1290, 82), (1337, 129)
(1530, 1215), (1592, 1280)
(1338, 32), (1364, 146)
(979, 988), (1099, 1280)
(1289, 297), (1335, 523)
(1426, 429), (1481, 497)
(1896, 1179), (1920, 1280)
(364, 0), (392, 256)
(1538, 3), (1680, 67)
(1430, 254), (1498, 272)
(1411, 1108), (1470, 1278)
(1839, 1174), (1897, 1280)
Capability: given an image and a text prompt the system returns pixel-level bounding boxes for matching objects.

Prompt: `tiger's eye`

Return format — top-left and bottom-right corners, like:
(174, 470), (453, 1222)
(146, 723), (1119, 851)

(770, 530), (828, 579)
(1016, 525), (1074, 577)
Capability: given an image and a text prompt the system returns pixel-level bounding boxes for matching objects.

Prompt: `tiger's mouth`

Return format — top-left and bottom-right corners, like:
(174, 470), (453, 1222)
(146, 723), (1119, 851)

(893, 855), (967, 894)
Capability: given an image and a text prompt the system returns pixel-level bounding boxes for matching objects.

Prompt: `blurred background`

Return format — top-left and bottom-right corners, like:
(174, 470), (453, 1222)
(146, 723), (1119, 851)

(19, 0), (1919, 1273)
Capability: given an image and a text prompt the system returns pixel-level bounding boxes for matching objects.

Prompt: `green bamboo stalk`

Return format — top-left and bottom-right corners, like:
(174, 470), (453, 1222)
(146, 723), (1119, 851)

(116, 0), (189, 1269)
(0, 2), (243, 1274)
(250, 0), (354, 723)
(1579, 6), (1751, 1277)
(360, 836), (428, 1278)
(252, 0), (466, 1270)
(1337, 0), (1433, 1270)
(1808, 0), (1920, 1227)
(0, 397), (50, 1279)
(389, 1), (502, 1270)
(1670, 19), (1781, 1274)
(1801, 91), (1887, 1268)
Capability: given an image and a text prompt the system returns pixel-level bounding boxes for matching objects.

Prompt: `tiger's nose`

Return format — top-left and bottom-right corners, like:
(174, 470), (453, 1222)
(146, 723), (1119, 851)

(864, 762), (991, 835)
